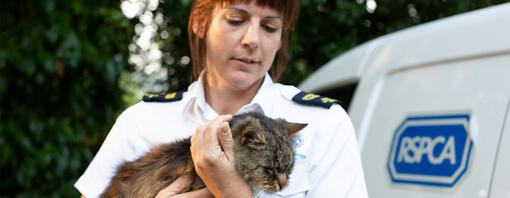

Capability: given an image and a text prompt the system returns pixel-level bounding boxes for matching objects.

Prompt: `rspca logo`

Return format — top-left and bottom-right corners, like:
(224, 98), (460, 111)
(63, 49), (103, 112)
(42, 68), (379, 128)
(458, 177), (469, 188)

(387, 114), (473, 187)
(293, 137), (304, 148)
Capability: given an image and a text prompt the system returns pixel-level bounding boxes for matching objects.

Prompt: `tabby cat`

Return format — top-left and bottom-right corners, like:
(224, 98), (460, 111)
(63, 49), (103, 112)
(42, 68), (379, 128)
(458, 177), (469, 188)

(101, 112), (307, 198)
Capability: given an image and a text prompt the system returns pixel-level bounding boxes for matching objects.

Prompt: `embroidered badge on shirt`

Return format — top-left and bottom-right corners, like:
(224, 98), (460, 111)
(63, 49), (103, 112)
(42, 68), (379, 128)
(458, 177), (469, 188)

(293, 137), (304, 148)
(142, 91), (184, 102)
(291, 91), (342, 108)
(295, 153), (307, 159)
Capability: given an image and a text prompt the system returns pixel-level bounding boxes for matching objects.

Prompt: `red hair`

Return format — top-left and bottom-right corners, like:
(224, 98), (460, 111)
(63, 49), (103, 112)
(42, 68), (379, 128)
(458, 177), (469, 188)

(187, 0), (299, 82)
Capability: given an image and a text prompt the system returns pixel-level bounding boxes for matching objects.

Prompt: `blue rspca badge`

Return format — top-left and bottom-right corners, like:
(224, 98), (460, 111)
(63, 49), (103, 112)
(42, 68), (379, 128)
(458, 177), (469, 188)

(293, 137), (304, 148)
(142, 91), (183, 102)
(292, 91), (342, 109)
(387, 114), (473, 187)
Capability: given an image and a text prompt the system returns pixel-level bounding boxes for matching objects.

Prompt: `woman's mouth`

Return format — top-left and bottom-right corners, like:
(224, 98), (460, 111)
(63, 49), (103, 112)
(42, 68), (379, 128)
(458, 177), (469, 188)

(233, 57), (260, 66)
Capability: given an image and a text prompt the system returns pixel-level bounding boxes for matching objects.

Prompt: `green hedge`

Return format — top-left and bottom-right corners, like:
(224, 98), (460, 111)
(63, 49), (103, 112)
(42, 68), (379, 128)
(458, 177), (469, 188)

(0, 0), (133, 197)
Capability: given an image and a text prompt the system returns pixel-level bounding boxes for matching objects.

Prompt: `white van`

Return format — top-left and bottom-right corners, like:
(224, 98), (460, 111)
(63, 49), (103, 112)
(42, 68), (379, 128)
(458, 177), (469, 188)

(298, 3), (510, 198)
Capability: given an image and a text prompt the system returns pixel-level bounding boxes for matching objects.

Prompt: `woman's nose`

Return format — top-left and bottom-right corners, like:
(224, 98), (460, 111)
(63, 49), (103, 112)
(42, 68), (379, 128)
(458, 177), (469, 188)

(241, 22), (260, 50)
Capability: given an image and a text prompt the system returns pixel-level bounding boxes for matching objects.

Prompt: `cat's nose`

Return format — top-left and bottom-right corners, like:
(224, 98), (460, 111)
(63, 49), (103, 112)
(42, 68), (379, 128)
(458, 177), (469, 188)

(277, 174), (288, 189)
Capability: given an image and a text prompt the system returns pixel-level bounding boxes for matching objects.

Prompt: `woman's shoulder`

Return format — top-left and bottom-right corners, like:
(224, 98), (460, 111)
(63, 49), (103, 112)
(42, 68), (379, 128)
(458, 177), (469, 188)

(273, 83), (350, 124)
(111, 91), (194, 143)
(275, 84), (344, 111)
(116, 91), (187, 123)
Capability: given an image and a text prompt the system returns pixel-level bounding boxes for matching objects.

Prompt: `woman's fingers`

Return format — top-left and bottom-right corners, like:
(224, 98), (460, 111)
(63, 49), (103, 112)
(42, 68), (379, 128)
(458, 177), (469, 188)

(155, 174), (192, 198)
(189, 114), (245, 197)
(217, 121), (235, 162)
(191, 115), (232, 163)
(170, 188), (212, 198)
(202, 115), (232, 156)
(190, 125), (205, 159)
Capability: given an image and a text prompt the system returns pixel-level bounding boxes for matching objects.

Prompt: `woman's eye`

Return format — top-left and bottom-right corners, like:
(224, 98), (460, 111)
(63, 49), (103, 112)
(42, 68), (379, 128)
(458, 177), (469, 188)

(263, 25), (277, 33)
(227, 19), (243, 26)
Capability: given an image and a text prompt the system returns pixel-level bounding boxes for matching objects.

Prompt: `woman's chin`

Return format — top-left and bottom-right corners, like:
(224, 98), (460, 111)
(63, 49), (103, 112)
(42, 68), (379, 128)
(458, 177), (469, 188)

(226, 74), (261, 90)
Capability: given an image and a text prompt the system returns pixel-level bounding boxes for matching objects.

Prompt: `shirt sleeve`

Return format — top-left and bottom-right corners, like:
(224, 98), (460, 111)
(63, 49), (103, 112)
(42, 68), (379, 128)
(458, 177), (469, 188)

(306, 106), (369, 197)
(74, 109), (141, 198)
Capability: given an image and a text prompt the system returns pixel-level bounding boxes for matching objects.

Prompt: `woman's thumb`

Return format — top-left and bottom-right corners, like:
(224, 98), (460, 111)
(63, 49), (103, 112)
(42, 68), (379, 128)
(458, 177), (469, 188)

(217, 121), (235, 161)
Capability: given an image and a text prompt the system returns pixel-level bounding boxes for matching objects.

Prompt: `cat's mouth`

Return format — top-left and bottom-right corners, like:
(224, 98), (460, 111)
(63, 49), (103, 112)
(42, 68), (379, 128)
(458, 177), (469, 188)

(261, 178), (288, 193)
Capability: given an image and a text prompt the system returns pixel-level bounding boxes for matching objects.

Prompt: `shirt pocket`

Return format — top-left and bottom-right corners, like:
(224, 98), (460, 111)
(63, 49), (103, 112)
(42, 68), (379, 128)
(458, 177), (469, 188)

(274, 164), (310, 198)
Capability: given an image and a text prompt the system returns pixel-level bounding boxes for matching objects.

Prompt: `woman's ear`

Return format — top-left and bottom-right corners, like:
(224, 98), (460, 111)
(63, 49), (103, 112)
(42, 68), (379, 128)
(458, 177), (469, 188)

(192, 12), (207, 38)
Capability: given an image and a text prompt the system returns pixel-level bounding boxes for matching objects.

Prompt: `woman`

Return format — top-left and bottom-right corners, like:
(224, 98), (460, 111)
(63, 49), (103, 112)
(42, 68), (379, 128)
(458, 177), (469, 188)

(75, 0), (368, 197)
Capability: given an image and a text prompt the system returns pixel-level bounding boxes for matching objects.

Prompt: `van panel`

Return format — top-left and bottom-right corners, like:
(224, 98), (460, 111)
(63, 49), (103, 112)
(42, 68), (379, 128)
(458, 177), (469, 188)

(361, 55), (510, 197)
(488, 99), (510, 197)
(299, 3), (510, 144)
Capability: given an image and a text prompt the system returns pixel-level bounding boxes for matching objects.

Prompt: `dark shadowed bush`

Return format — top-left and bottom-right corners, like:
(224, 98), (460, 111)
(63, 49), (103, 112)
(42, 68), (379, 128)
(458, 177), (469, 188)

(0, 0), (133, 197)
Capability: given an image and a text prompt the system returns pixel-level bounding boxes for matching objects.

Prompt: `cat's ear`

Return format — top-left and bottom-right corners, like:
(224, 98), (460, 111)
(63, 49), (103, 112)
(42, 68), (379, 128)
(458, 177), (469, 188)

(286, 123), (307, 137)
(277, 119), (308, 137)
(234, 118), (267, 145)
(240, 127), (267, 145)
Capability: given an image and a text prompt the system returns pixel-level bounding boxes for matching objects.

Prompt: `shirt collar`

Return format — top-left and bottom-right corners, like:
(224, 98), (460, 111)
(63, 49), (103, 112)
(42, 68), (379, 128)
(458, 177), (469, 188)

(177, 71), (277, 121)
(177, 71), (207, 118)
(241, 72), (276, 116)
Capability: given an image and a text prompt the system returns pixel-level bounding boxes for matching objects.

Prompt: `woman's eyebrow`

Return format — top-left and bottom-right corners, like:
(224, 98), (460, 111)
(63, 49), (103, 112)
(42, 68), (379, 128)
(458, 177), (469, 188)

(225, 7), (282, 20)
(226, 7), (248, 14)
(264, 16), (282, 20)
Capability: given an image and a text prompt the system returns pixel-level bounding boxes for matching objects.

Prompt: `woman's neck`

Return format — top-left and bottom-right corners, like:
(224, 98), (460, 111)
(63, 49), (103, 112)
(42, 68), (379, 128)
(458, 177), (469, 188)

(203, 73), (263, 115)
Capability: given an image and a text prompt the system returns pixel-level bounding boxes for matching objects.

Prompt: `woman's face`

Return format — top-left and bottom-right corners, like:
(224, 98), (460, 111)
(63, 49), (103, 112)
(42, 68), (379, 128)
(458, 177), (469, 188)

(204, 1), (282, 90)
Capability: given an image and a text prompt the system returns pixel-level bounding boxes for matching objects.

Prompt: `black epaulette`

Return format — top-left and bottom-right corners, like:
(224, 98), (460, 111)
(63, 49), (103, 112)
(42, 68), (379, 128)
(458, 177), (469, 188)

(142, 91), (184, 102)
(291, 91), (343, 109)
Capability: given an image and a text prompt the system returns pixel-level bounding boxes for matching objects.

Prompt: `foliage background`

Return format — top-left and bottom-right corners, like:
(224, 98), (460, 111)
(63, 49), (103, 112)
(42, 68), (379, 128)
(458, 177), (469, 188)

(0, 0), (506, 197)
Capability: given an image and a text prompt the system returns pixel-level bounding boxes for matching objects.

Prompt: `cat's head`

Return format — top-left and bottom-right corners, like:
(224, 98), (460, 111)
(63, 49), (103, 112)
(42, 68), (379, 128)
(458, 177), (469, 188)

(230, 112), (307, 193)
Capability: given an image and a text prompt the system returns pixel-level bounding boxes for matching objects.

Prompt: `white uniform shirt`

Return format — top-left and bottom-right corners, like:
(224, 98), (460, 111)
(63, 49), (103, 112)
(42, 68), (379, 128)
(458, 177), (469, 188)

(75, 73), (368, 198)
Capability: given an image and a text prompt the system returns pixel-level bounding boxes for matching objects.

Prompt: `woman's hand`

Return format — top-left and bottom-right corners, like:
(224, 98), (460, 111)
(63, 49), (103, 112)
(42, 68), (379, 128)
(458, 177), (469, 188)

(155, 174), (212, 198)
(190, 115), (253, 198)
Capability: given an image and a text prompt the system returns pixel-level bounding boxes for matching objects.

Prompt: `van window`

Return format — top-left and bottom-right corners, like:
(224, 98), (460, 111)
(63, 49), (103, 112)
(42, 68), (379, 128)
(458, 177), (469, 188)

(316, 83), (358, 111)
